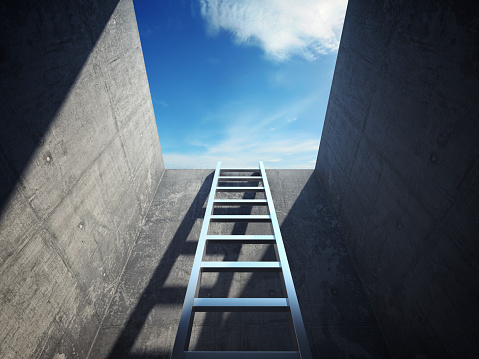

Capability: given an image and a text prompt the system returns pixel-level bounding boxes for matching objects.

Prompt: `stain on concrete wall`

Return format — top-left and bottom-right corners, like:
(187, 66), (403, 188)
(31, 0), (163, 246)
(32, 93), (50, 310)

(0, 0), (164, 357)
(316, 0), (479, 357)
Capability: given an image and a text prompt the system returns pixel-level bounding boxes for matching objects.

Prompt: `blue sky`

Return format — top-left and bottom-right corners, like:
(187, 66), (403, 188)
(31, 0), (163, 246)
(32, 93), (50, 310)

(133, 0), (348, 168)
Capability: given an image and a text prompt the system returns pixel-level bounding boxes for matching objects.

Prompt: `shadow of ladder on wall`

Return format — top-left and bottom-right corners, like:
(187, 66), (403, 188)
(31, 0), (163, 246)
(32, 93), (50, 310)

(171, 161), (312, 359)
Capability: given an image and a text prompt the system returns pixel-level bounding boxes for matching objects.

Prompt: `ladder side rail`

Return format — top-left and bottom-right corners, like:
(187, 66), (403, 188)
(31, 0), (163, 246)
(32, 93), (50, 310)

(274, 244), (299, 352)
(259, 161), (313, 359)
(171, 161), (222, 358)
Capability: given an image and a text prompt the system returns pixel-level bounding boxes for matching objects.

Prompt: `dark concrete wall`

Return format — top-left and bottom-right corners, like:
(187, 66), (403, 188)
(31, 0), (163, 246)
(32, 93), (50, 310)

(316, 0), (479, 357)
(0, 0), (164, 357)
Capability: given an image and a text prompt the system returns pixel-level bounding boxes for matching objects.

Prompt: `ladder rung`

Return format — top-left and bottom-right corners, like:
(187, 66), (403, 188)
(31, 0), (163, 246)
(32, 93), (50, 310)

(201, 261), (281, 272)
(184, 351), (300, 359)
(216, 186), (265, 192)
(218, 176), (262, 181)
(193, 298), (289, 312)
(206, 235), (275, 244)
(210, 215), (271, 222)
(213, 199), (268, 206)
(220, 168), (259, 173)
(172, 161), (312, 359)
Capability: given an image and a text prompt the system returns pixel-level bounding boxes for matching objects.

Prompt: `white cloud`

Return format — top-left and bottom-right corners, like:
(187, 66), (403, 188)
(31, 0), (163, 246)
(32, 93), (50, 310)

(199, 0), (348, 61)
(287, 117), (297, 123)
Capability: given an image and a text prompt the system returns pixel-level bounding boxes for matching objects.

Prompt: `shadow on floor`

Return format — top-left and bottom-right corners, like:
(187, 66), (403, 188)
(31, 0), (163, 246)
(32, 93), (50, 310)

(189, 170), (392, 357)
(97, 169), (391, 358)
(104, 172), (213, 358)
(104, 171), (266, 358)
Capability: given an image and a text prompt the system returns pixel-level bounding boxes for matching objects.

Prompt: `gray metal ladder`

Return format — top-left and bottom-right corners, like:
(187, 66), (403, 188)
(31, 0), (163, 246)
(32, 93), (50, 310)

(171, 161), (312, 359)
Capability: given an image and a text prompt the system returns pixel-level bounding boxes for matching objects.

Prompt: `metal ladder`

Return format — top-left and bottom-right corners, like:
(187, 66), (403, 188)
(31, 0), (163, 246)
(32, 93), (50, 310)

(171, 161), (312, 359)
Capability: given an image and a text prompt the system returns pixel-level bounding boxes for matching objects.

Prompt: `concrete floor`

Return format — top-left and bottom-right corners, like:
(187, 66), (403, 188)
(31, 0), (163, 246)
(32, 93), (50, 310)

(89, 169), (391, 358)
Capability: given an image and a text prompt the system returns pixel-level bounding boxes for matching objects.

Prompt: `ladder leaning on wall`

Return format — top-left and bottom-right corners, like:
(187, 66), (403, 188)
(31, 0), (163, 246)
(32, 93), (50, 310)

(171, 161), (312, 359)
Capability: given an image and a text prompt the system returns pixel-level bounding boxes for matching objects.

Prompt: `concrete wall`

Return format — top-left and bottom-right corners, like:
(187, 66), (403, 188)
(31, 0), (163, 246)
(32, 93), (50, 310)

(316, 0), (479, 357)
(0, 0), (164, 357)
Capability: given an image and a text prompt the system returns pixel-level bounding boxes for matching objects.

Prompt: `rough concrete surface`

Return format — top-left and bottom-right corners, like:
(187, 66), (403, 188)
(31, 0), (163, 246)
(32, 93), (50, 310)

(0, 0), (163, 357)
(3, 0), (477, 357)
(316, 0), (479, 357)
(89, 169), (390, 358)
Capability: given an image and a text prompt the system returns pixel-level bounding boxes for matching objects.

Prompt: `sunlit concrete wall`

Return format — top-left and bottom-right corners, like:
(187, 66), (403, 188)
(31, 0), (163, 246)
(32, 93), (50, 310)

(0, 0), (163, 357)
(316, 0), (479, 357)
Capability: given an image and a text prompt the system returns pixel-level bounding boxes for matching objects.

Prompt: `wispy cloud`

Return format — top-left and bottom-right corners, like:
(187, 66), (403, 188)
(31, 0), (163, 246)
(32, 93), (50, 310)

(152, 98), (169, 108)
(199, 0), (348, 61)
(206, 57), (221, 65)
(164, 94), (321, 169)
(164, 136), (318, 169)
